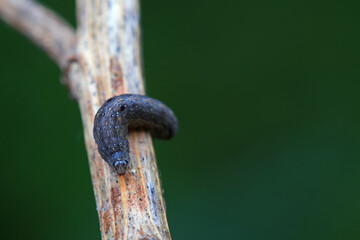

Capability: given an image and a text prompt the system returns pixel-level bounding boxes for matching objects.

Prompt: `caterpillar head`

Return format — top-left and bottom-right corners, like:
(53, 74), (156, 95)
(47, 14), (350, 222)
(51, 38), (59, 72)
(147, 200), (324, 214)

(111, 151), (129, 175)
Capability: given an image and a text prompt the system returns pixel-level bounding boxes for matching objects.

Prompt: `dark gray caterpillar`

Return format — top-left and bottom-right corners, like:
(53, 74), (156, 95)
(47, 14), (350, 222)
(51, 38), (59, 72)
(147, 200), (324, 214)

(93, 94), (178, 175)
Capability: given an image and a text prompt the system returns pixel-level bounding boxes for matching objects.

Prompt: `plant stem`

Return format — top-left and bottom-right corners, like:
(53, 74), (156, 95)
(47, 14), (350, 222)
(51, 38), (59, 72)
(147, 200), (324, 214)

(0, 0), (172, 239)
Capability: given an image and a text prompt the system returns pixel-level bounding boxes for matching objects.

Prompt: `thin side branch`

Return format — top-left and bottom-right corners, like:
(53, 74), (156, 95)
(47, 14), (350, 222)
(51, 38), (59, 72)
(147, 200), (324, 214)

(0, 0), (75, 68)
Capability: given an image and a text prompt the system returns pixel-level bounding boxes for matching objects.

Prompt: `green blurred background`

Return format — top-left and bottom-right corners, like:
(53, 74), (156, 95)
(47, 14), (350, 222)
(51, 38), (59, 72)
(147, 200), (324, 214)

(1, 0), (360, 239)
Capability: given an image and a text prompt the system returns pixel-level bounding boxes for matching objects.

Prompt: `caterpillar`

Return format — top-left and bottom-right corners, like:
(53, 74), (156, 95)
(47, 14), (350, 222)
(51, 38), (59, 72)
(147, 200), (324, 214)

(93, 94), (178, 175)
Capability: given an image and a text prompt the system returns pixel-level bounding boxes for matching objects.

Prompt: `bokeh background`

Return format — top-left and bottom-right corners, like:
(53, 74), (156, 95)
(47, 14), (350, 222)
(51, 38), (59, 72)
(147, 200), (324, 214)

(1, 0), (360, 239)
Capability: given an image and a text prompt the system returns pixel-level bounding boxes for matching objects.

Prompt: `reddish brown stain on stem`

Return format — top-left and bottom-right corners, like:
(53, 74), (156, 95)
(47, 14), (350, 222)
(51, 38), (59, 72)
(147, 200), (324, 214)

(111, 186), (122, 207)
(101, 204), (112, 234)
(124, 173), (148, 212)
(111, 186), (122, 239)
(110, 57), (124, 94)
(139, 226), (153, 240)
(96, 76), (107, 103)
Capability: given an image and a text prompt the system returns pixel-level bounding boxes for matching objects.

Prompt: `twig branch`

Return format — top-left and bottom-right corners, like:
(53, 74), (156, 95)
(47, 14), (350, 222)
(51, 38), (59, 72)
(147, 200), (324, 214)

(0, 0), (172, 239)
(0, 0), (75, 68)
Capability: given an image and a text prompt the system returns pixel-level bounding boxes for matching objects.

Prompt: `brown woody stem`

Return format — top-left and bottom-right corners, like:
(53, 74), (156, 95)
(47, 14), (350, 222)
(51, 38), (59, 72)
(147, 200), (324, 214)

(0, 0), (171, 239)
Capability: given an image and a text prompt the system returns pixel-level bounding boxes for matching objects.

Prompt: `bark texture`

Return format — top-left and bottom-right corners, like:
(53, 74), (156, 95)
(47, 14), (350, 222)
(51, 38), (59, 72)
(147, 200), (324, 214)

(0, 0), (172, 239)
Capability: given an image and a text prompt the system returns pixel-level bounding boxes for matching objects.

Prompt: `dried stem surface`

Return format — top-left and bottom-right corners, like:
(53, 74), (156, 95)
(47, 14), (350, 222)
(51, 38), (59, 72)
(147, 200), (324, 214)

(0, 0), (171, 239)
(0, 0), (75, 68)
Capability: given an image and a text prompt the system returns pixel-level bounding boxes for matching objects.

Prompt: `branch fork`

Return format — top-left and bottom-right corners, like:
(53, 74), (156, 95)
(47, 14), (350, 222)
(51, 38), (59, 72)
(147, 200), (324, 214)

(0, 0), (171, 239)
